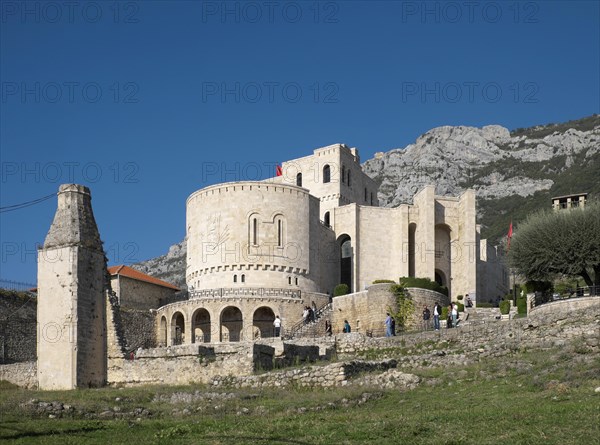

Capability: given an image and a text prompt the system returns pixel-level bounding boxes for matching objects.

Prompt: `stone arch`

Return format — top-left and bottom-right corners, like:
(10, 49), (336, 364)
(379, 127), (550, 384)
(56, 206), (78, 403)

(324, 211), (330, 227)
(171, 311), (185, 345)
(435, 269), (447, 288)
(435, 224), (452, 295)
(220, 306), (243, 342)
(323, 164), (331, 183)
(253, 306), (276, 339)
(159, 316), (167, 346)
(408, 223), (417, 278)
(338, 234), (352, 292)
(192, 308), (211, 343)
(296, 172), (302, 187)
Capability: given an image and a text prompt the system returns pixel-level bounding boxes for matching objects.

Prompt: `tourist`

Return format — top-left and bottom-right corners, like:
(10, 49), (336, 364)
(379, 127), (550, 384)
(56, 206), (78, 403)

(391, 316), (396, 336)
(433, 302), (441, 330)
(303, 306), (309, 324)
(452, 302), (459, 328)
(385, 312), (393, 337)
(466, 294), (473, 308)
(308, 306), (314, 323)
(325, 320), (332, 336)
(273, 315), (281, 337)
(343, 319), (351, 333)
(311, 301), (318, 320)
(422, 305), (431, 330)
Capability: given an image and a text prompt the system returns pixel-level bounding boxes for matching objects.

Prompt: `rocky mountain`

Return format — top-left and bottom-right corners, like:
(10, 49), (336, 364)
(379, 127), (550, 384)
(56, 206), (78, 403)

(133, 115), (600, 288)
(132, 240), (187, 291)
(363, 114), (600, 243)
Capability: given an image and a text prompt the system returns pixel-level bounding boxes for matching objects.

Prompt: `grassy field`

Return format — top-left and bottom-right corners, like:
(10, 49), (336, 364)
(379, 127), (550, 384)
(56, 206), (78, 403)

(1, 347), (598, 445)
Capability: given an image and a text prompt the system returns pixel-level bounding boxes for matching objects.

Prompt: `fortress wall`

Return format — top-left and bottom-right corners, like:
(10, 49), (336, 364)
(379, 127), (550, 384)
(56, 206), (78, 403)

(332, 285), (449, 335)
(107, 343), (274, 386)
(186, 182), (318, 292)
(0, 292), (37, 363)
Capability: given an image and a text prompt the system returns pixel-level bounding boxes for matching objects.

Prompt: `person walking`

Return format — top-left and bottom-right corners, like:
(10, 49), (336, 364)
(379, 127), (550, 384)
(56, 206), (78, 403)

(422, 305), (431, 331)
(451, 302), (458, 328)
(433, 302), (441, 331)
(385, 313), (393, 337)
(273, 315), (281, 337)
(343, 320), (351, 333)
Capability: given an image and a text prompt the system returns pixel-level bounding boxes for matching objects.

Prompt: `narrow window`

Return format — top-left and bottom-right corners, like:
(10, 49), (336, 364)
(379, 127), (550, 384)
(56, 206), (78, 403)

(341, 165), (345, 184)
(288, 277), (292, 285)
(296, 172), (302, 187)
(253, 218), (258, 245)
(295, 277), (298, 285)
(323, 165), (331, 183)
(347, 171), (351, 187)
(241, 274), (245, 283)
(278, 219), (282, 247)
(370, 192), (373, 205)
(324, 211), (330, 227)
(233, 274), (237, 283)
(364, 187), (368, 202)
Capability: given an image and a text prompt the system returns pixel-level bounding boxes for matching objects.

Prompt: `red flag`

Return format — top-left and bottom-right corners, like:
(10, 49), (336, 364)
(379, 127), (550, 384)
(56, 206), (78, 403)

(507, 220), (513, 250)
(276, 165), (283, 176)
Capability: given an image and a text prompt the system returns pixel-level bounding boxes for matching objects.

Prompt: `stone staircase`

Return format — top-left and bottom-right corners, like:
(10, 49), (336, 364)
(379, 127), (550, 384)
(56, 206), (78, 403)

(461, 306), (518, 324)
(286, 303), (333, 339)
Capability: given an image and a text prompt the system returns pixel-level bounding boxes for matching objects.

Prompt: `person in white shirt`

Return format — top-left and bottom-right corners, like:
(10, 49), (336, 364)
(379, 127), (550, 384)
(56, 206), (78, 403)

(273, 315), (282, 337)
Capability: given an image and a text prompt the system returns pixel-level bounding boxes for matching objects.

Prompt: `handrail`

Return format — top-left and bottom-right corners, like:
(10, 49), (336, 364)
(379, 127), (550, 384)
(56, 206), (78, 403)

(283, 301), (332, 339)
(533, 285), (598, 307)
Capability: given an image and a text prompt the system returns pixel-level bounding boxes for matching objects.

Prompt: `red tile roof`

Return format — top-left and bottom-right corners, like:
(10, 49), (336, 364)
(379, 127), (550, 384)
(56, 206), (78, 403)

(108, 265), (180, 291)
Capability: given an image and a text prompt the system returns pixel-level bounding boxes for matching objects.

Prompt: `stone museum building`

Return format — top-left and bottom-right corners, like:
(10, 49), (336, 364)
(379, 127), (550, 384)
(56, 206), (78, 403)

(157, 143), (508, 345)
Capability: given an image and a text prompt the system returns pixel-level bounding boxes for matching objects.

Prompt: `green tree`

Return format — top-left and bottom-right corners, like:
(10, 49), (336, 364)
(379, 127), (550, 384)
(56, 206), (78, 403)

(508, 203), (600, 287)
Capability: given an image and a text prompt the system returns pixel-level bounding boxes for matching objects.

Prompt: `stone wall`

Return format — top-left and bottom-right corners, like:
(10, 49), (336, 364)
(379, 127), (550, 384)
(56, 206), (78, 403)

(530, 296), (599, 317)
(112, 276), (177, 310)
(0, 292), (37, 363)
(119, 308), (157, 351)
(107, 343), (275, 386)
(0, 361), (37, 389)
(332, 284), (449, 335)
(211, 358), (399, 388)
(334, 304), (599, 363)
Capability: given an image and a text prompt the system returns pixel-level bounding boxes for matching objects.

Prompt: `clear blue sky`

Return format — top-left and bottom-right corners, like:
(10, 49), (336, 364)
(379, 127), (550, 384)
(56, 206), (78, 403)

(1, 0), (599, 284)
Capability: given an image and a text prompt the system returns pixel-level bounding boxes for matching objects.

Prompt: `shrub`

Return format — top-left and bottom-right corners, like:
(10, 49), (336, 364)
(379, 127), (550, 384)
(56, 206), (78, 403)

(389, 285), (414, 332)
(457, 303), (464, 312)
(441, 306), (449, 320)
(398, 277), (448, 296)
(372, 279), (396, 284)
(334, 284), (349, 297)
(457, 294), (464, 301)
(516, 297), (527, 315)
(499, 300), (511, 315)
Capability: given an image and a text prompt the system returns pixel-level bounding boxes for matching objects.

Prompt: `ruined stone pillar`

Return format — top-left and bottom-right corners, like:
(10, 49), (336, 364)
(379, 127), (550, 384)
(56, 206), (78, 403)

(37, 184), (107, 390)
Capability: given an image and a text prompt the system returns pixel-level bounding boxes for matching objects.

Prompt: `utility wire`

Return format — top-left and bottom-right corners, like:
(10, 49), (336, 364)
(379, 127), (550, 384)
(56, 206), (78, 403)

(0, 193), (56, 213)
